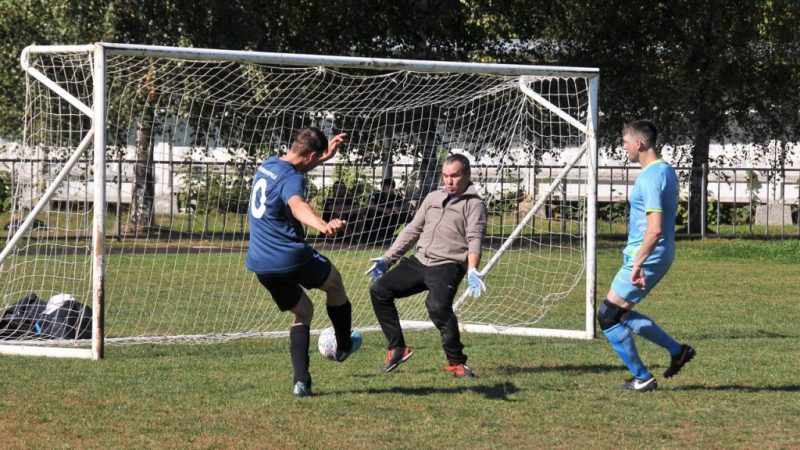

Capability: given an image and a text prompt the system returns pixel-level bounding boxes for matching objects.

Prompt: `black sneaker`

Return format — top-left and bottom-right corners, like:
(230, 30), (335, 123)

(622, 376), (658, 392)
(292, 380), (313, 397)
(664, 344), (696, 378)
(333, 330), (362, 362)
(381, 346), (413, 373)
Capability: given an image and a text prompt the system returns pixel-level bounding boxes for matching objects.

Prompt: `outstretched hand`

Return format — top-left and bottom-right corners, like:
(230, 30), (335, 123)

(466, 268), (486, 298)
(323, 219), (346, 235)
(321, 133), (347, 161)
(365, 257), (388, 282)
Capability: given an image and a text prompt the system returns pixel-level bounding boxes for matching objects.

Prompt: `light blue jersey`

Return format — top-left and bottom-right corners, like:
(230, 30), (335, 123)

(611, 159), (679, 302)
(624, 159), (679, 260)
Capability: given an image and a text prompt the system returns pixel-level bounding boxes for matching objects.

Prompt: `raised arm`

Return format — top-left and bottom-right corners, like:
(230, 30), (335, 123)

(306, 133), (347, 171)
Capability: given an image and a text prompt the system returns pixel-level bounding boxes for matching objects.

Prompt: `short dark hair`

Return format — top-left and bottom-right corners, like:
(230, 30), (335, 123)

(291, 127), (328, 156)
(443, 153), (471, 175)
(623, 120), (658, 151)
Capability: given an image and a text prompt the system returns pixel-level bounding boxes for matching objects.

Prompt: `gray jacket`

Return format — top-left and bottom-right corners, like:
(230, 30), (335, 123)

(382, 184), (487, 268)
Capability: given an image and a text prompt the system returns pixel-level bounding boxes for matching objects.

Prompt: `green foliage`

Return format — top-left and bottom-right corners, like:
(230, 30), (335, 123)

(485, 189), (525, 215)
(332, 165), (372, 204)
(676, 197), (689, 226)
(313, 165), (373, 211)
(544, 198), (583, 222)
(176, 149), (279, 215)
(472, 169), (526, 216)
(705, 199), (759, 227)
(0, 170), (11, 213)
(201, 165), (252, 215)
(2, 0), (798, 243)
(597, 201), (627, 222)
(0, 0), (487, 141)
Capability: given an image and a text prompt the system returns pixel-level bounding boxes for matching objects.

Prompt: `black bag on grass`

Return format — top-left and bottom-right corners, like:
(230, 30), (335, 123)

(0, 294), (48, 339)
(0, 293), (92, 340)
(39, 294), (93, 340)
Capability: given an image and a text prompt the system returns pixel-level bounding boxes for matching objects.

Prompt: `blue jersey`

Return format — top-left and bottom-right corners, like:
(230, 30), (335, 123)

(246, 157), (314, 274)
(624, 159), (679, 260)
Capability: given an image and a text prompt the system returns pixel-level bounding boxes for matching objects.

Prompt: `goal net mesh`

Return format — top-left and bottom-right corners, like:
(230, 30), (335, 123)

(1, 47), (593, 346)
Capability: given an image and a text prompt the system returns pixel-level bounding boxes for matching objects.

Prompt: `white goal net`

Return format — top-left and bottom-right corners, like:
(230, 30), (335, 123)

(1, 44), (598, 358)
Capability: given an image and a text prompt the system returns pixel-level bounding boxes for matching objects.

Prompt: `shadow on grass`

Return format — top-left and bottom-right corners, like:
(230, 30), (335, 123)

(672, 384), (800, 392)
(499, 363), (620, 375)
(328, 382), (520, 400)
(691, 330), (796, 340)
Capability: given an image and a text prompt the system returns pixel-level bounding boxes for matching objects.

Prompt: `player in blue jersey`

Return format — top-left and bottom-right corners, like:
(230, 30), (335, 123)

(246, 127), (361, 397)
(598, 120), (695, 392)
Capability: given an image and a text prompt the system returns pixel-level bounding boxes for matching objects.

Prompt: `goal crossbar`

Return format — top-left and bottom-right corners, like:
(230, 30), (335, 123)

(22, 43), (600, 77)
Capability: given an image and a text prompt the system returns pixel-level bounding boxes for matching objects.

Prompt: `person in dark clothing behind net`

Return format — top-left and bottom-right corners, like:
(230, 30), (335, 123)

(364, 178), (414, 244)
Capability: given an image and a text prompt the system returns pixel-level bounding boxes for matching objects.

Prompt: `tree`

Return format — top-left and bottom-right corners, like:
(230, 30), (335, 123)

(0, 0), (277, 231)
(2, 0), (493, 216)
(482, 0), (800, 233)
(124, 70), (157, 234)
(5, 0), (796, 235)
(266, 0), (491, 199)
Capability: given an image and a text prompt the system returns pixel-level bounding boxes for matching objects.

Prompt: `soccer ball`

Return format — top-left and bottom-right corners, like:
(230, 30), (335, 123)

(317, 327), (338, 360)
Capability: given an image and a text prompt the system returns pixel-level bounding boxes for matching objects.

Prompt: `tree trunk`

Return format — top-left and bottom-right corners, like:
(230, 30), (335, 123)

(410, 0), (444, 201)
(688, 131), (710, 234)
(125, 70), (156, 236)
(416, 123), (442, 201)
(686, 0), (724, 235)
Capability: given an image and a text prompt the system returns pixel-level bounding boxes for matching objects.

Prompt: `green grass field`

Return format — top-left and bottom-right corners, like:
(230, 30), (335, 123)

(1, 239), (799, 449)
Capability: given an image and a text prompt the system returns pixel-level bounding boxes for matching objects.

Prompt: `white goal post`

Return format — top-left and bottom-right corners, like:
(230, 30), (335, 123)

(1, 43), (599, 359)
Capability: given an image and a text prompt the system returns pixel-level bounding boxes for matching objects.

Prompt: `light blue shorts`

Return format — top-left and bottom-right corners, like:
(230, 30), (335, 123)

(610, 248), (674, 304)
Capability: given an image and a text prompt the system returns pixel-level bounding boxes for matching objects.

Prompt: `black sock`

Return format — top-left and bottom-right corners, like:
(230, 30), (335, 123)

(326, 301), (353, 352)
(289, 325), (310, 385)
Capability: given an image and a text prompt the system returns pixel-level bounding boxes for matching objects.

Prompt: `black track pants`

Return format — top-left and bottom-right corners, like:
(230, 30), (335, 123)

(369, 257), (467, 364)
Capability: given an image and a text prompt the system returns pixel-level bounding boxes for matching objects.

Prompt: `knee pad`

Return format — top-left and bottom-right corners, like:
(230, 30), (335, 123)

(597, 299), (627, 331)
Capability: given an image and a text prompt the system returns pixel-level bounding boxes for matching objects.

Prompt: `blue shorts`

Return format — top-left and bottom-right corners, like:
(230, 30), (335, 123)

(610, 248), (674, 304)
(255, 252), (332, 311)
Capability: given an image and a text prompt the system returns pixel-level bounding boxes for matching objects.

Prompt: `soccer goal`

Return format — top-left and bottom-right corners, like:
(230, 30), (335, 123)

(0, 43), (598, 359)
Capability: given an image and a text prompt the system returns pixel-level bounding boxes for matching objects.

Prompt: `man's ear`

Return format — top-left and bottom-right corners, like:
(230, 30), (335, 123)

(302, 152), (317, 167)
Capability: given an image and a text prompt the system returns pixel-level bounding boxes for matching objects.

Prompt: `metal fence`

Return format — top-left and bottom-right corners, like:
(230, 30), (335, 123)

(595, 164), (799, 238)
(1, 158), (798, 239)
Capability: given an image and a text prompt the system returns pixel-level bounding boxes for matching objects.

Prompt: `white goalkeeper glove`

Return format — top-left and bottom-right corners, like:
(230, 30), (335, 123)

(365, 257), (388, 282)
(466, 268), (486, 298)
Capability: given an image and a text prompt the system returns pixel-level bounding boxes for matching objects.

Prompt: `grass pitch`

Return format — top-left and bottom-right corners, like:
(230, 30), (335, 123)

(1, 239), (799, 449)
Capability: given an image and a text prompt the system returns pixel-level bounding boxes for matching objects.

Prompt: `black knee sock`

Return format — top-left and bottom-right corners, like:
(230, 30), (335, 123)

(326, 300), (352, 352)
(289, 325), (310, 385)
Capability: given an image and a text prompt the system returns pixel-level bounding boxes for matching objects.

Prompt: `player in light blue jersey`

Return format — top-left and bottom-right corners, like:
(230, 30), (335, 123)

(247, 127), (361, 397)
(598, 120), (696, 392)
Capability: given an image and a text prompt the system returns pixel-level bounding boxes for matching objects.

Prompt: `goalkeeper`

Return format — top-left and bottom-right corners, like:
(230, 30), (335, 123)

(246, 127), (361, 398)
(598, 120), (695, 392)
(367, 154), (487, 378)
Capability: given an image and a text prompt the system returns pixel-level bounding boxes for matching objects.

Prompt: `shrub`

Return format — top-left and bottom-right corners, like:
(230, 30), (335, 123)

(0, 171), (11, 213)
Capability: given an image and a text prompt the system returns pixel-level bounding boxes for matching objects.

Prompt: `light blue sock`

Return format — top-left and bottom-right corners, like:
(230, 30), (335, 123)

(623, 310), (682, 356)
(603, 323), (652, 379)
